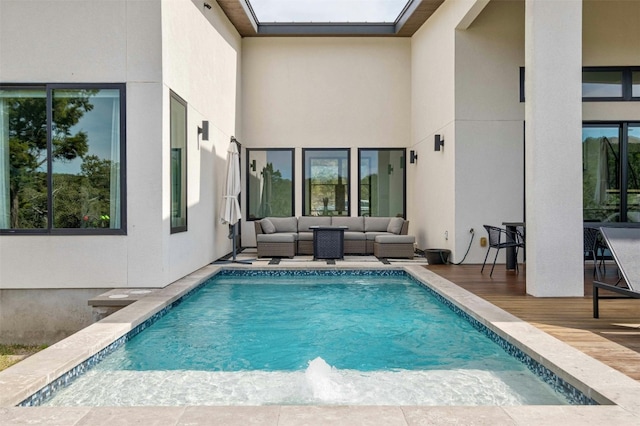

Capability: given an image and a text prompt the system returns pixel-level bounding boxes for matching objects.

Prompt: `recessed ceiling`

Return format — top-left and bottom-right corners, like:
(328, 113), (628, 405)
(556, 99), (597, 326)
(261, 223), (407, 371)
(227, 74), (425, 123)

(215, 0), (444, 37)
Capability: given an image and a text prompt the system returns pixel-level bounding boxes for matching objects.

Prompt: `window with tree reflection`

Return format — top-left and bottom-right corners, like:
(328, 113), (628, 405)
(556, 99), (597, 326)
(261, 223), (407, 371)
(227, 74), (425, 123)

(303, 149), (349, 216)
(0, 84), (125, 233)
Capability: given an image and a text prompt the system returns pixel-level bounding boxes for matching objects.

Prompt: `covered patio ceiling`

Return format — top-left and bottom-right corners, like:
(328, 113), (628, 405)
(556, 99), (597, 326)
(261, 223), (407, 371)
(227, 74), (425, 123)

(215, 0), (445, 37)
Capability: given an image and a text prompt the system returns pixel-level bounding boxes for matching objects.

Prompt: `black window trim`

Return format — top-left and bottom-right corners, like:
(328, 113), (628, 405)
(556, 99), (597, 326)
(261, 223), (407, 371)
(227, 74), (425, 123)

(357, 147), (407, 218)
(244, 147), (295, 221)
(169, 90), (188, 234)
(0, 82), (127, 236)
(519, 66), (640, 102)
(583, 120), (640, 223)
(302, 148), (351, 217)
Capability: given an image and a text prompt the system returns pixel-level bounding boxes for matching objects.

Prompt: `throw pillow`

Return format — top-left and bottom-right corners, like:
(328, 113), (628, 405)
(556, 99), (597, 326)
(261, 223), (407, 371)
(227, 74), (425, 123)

(387, 217), (404, 234)
(261, 218), (276, 234)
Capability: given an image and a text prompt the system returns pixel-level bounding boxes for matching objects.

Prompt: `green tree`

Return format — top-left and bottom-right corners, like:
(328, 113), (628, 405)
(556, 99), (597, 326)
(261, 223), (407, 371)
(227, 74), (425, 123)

(6, 90), (95, 228)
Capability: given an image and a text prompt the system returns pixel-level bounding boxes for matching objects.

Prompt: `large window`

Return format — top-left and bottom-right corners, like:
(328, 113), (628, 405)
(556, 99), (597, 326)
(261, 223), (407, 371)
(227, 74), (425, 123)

(170, 92), (187, 233)
(246, 148), (294, 219)
(358, 148), (406, 218)
(303, 149), (349, 216)
(520, 67), (640, 102)
(0, 84), (125, 234)
(582, 67), (640, 101)
(583, 123), (640, 222)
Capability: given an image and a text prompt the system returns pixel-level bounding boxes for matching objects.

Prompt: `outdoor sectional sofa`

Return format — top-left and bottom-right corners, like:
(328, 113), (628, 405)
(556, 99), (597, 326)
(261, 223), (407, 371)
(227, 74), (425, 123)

(254, 216), (414, 259)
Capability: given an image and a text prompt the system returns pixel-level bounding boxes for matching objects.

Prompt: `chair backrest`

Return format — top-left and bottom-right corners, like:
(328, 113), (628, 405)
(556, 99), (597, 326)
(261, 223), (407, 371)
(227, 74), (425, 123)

(483, 225), (502, 247)
(515, 225), (525, 245)
(599, 227), (640, 292)
(583, 227), (599, 253)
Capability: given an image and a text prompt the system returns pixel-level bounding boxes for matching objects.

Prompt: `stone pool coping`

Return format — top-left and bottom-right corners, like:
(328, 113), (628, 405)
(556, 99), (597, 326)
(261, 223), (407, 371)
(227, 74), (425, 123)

(1, 264), (640, 424)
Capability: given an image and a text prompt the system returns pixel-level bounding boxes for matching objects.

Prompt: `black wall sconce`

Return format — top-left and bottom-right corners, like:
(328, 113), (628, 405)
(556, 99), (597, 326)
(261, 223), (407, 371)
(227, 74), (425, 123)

(250, 159), (256, 172)
(198, 120), (209, 141)
(387, 164), (394, 175)
(434, 134), (444, 151)
(410, 150), (418, 164)
(204, 2), (212, 9)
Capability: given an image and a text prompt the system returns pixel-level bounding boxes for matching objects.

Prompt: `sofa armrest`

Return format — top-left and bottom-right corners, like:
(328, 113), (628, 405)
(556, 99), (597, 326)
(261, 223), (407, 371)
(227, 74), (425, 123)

(400, 220), (410, 235)
(254, 220), (264, 236)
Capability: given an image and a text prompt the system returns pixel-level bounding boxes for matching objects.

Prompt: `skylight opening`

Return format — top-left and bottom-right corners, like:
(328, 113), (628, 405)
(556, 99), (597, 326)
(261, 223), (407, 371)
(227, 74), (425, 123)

(247, 0), (412, 24)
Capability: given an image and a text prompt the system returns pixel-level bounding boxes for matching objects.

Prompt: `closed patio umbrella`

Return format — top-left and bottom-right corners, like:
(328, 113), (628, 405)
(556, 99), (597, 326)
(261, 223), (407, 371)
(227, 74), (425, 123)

(218, 138), (250, 263)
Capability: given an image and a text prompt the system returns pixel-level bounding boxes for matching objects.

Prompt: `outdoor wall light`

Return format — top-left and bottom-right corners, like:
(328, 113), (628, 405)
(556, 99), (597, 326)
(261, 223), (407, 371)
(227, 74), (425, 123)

(204, 2), (212, 9)
(410, 150), (418, 164)
(250, 159), (256, 172)
(434, 134), (444, 151)
(387, 164), (394, 175)
(198, 120), (209, 141)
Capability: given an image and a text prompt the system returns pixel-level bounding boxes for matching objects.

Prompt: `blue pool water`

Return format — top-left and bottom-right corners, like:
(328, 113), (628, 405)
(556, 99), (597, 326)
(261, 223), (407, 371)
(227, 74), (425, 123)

(44, 271), (573, 406)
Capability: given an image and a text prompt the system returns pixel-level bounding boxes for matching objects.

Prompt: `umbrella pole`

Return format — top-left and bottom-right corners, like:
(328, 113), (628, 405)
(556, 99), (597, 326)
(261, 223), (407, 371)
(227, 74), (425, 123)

(231, 223), (237, 261)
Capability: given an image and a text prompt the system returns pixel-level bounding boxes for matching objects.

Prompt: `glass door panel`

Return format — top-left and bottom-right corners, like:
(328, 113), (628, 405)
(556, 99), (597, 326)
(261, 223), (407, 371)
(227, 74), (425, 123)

(627, 125), (640, 222)
(358, 149), (406, 218)
(582, 126), (620, 222)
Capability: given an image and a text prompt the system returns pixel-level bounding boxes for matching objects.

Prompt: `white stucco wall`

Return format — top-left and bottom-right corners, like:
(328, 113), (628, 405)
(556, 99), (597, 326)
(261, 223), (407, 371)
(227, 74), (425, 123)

(161, 0), (242, 283)
(0, 0), (240, 342)
(0, 0), (241, 291)
(410, 0), (499, 261)
(454, 0), (525, 264)
(240, 37), (411, 246)
(0, 0), (163, 290)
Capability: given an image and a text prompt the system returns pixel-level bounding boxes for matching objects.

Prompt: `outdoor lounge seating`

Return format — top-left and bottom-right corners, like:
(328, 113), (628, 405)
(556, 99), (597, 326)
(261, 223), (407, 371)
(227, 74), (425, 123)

(592, 227), (640, 318)
(254, 216), (410, 258)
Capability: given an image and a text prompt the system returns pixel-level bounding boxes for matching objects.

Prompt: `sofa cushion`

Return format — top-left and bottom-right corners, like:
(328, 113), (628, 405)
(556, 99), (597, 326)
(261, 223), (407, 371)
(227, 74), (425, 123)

(331, 216), (364, 232)
(387, 217), (404, 235)
(269, 217), (298, 233)
(343, 231), (366, 240)
(298, 216), (331, 232)
(364, 217), (390, 232)
(261, 218), (276, 234)
(297, 231), (314, 241)
(257, 233), (296, 243)
(375, 234), (415, 244)
(365, 231), (390, 240)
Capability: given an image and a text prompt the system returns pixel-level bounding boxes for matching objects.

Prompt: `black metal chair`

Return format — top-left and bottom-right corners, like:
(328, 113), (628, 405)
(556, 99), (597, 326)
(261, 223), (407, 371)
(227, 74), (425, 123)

(583, 226), (606, 276)
(481, 225), (524, 277)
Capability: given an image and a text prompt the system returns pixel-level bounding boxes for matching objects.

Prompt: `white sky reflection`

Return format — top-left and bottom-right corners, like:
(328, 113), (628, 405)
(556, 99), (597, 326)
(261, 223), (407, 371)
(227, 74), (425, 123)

(248, 0), (411, 23)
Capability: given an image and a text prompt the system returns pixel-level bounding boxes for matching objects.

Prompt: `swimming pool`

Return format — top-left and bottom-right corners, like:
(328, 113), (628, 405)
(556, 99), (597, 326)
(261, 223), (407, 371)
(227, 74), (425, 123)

(39, 270), (583, 406)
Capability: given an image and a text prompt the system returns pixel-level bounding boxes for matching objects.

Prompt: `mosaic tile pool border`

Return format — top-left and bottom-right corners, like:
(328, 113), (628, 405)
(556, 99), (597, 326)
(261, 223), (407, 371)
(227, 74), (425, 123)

(20, 268), (595, 407)
(406, 275), (598, 406)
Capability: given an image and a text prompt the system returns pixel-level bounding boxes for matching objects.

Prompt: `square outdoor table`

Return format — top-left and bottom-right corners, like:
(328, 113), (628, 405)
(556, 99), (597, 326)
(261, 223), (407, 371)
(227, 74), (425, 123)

(310, 226), (347, 260)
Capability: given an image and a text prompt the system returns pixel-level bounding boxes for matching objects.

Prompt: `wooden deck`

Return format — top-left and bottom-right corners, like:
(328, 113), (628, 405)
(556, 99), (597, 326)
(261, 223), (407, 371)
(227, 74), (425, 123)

(424, 263), (640, 381)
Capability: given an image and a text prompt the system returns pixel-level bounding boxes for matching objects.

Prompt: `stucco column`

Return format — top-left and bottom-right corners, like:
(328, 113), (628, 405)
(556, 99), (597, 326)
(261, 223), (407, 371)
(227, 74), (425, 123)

(524, 0), (583, 297)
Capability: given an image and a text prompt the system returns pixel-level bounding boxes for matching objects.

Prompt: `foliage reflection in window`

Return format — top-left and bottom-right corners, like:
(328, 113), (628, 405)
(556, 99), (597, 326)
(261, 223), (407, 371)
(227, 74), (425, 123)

(358, 148), (406, 218)
(246, 149), (293, 219)
(170, 92), (187, 233)
(303, 149), (349, 217)
(582, 123), (640, 223)
(0, 85), (125, 233)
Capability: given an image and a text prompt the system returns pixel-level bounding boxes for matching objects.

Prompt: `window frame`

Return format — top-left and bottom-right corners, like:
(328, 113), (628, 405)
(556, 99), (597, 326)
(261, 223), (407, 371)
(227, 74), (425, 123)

(519, 66), (640, 102)
(302, 148), (351, 217)
(583, 121), (640, 223)
(170, 90), (188, 234)
(245, 148), (295, 220)
(357, 148), (407, 218)
(0, 83), (127, 235)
